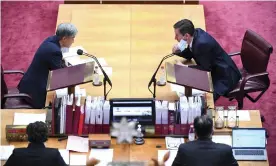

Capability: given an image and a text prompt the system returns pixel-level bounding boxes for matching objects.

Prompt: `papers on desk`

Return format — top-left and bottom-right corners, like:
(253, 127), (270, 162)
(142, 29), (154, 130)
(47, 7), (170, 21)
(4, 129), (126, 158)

(0, 145), (14, 160)
(13, 113), (46, 125)
(89, 149), (113, 166)
(165, 137), (184, 150)
(212, 135), (232, 147)
(65, 55), (108, 67)
(170, 84), (205, 97)
(62, 46), (87, 58)
(66, 136), (89, 153)
(98, 66), (112, 76)
(70, 154), (87, 166)
(217, 110), (251, 121)
(58, 149), (70, 165)
(158, 150), (177, 166)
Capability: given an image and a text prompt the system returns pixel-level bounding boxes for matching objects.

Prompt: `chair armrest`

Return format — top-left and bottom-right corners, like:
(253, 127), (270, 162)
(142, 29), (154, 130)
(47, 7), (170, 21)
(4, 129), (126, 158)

(239, 72), (269, 92)
(3, 93), (32, 100)
(228, 52), (241, 57)
(3, 70), (25, 75)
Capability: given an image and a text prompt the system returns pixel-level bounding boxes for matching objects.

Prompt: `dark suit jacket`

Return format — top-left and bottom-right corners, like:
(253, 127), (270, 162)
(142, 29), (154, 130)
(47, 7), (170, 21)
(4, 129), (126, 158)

(18, 35), (63, 108)
(172, 139), (238, 166)
(4, 142), (67, 166)
(177, 28), (241, 96)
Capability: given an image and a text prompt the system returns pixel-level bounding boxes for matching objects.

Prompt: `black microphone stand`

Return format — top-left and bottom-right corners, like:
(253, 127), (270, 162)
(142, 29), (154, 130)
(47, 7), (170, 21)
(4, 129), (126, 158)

(148, 54), (175, 98)
(81, 52), (112, 100)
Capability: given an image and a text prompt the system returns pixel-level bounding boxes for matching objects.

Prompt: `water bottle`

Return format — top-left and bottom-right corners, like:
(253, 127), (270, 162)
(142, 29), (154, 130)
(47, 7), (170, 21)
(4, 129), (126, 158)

(188, 125), (195, 141)
(159, 66), (166, 84)
(93, 66), (100, 85)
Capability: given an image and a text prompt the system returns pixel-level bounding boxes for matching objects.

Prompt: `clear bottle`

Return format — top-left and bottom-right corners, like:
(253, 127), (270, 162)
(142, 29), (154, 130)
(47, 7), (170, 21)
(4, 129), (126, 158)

(93, 66), (100, 85)
(159, 66), (166, 84)
(188, 125), (195, 141)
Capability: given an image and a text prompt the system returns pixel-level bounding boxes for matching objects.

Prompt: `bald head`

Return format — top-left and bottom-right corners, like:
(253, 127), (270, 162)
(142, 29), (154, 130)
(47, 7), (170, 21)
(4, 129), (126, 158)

(194, 115), (213, 139)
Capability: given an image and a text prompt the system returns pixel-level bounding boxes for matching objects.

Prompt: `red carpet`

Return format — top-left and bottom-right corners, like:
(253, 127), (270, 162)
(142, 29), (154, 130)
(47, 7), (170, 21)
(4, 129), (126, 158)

(1, 1), (276, 165)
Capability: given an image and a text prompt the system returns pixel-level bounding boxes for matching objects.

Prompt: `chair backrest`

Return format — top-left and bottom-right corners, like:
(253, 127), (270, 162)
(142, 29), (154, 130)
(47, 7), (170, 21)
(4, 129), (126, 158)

(240, 30), (273, 74)
(1, 66), (8, 100)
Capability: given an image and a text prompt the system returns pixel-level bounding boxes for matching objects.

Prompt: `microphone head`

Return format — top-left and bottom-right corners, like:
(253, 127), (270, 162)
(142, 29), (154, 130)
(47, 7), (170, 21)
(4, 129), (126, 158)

(77, 49), (83, 55)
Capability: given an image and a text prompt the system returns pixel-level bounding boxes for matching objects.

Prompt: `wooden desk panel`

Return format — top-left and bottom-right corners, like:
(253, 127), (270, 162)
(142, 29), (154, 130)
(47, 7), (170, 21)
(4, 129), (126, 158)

(1, 109), (268, 166)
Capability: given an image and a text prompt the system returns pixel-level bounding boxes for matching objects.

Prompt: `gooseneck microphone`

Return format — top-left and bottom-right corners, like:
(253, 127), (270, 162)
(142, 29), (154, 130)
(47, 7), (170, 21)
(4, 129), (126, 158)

(77, 49), (112, 99)
(148, 53), (175, 98)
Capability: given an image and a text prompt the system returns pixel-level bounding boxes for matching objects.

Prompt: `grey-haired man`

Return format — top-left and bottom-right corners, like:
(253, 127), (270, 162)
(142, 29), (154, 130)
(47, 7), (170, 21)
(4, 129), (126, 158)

(18, 23), (78, 108)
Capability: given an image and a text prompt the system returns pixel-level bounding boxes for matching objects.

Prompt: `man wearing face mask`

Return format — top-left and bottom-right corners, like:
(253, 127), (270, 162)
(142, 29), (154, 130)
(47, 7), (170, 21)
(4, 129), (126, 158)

(18, 23), (78, 108)
(172, 19), (241, 101)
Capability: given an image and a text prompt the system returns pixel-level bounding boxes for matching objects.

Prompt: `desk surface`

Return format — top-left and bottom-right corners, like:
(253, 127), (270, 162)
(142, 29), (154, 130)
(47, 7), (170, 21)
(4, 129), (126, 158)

(0, 109), (268, 166)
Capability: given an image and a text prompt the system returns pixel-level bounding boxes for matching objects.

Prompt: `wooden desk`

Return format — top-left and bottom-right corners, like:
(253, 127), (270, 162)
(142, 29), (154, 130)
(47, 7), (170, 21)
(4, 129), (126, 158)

(1, 109), (268, 166)
(46, 4), (209, 106)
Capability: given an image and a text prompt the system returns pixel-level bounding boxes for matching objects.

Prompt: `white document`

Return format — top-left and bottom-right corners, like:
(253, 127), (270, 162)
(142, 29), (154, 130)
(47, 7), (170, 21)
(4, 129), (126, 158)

(80, 88), (87, 97)
(98, 66), (112, 76)
(0, 145), (14, 160)
(165, 137), (184, 150)
(217, 110), (250, 121)
(55, 88), (68, 98)
(212, 135), (232, 147)
(66, 136), (89, 153)
(103, 101), (110, 124)
(168, 103), (176, 111)
(170, 84), (205, 96)
(161, 101), (169, 124)
(58, 149), (70, 165)
(158, 150), (177, 166)
(70, 154), (87, 166)
(62, 46), (87, 58)
(155, 101), (162, 124)
(89, 149), (113, 166)
(13, 113), (46, 125)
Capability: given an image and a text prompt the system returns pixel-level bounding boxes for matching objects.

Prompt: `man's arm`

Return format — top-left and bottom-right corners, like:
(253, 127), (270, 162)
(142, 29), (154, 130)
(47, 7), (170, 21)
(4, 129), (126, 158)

(172, 144), (187, 166)
(195, 42), (214, 71)
(49, 51), (63, 70)
(4, 151), (17, 166)
(225, 147), (239, 166)
(55, 150), (68, 166)
(176, 48), (193, 61)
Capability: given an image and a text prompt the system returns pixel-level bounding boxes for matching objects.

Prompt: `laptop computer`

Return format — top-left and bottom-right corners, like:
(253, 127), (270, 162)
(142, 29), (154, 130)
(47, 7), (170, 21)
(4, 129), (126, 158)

(232, 128), (267, 161)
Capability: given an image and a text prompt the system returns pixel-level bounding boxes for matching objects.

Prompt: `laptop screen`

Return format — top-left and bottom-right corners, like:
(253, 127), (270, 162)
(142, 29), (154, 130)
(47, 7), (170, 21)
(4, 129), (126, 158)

(232, 128), (266, 148)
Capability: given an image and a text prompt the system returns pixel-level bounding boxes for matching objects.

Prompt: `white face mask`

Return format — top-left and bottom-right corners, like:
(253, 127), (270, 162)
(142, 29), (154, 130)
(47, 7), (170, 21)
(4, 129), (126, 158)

(177, 39), (187, 52)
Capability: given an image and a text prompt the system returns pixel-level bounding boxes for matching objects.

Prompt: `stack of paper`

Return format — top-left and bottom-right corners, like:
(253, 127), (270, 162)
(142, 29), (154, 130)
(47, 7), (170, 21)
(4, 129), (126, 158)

(158, 150), (177, 166)
(89, 149), (114, 166)
(165, 137), (184, 150)
(62, 46), (87, 58)
(13, 113), (46, 125)
(0, 145), (14, 160)
(66, 136), (89, 153)
(170, 84), (205, 97)
(212, 135), (232, 146)
(217, 110), (250, 121)
(70, 154), (87, 166)
(58, 149), (70, 165)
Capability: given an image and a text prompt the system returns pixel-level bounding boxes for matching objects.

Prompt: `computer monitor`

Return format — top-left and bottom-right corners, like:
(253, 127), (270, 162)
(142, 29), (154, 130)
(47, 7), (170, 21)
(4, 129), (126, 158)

(232, 128), (266, 149)
(109, 98), (155, 125)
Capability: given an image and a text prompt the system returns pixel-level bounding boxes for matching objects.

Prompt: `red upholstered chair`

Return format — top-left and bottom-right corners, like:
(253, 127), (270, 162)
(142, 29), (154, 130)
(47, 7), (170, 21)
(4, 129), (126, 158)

(226, 29), (273, 110)
(1, 66), (34, 109)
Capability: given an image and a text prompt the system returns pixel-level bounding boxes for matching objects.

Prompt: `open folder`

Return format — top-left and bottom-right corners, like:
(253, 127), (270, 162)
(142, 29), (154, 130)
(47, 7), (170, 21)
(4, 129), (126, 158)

(46, 61), (95, 91)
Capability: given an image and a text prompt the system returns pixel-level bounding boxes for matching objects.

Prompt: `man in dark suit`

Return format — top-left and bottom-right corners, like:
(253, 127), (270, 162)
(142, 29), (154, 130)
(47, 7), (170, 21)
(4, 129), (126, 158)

(172, 115), (238, 166)
(172, 19), (241, 101)
(4, 121), (67, 166)
(18, 23), (78, 108)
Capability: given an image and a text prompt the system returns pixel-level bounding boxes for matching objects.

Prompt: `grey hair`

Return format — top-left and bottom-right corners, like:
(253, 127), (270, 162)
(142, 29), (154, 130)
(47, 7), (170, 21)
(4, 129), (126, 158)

(56, 23), (78, 39)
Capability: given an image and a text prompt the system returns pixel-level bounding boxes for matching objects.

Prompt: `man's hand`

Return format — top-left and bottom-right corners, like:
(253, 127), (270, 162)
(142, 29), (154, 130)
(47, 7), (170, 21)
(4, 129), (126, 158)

(172, 44), (180, 54)
(86, 158), (100, 166)
(175, 60), (188, 67)
(150, 151), (170, 166)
